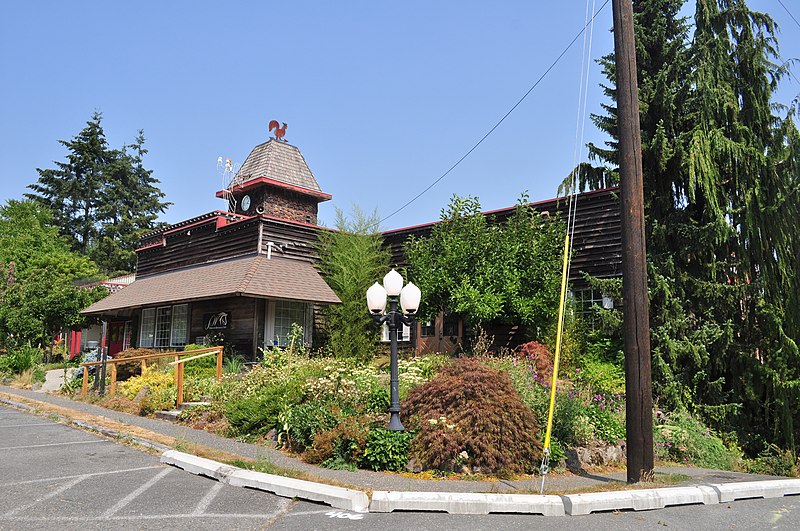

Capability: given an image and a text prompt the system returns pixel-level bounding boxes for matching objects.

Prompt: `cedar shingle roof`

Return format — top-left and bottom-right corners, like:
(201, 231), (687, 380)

(81, 255), (340, 315)
(234, 139), (322, 193)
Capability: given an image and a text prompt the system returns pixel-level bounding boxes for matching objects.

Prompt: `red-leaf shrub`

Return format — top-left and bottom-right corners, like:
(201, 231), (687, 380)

(402, 358), (541, 475)
(515, 341), (553, 381)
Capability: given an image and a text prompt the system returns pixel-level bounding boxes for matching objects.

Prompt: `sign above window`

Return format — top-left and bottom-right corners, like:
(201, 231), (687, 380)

(204, 312), (231, 330)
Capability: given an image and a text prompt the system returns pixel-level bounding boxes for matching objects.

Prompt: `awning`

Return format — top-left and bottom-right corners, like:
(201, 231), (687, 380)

(82, 255), (340, 315)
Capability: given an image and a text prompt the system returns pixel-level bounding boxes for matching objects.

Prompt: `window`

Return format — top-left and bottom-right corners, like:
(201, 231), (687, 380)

(139, 304), (189, 348)
(381, 322), (411, 342)
(273, 300), (309, 347)
(420, 319), (436, 337)
(139, 309), (155, 347)
(171, 304), (188, 347)
(570, 289), (613, 327)
(443, 314), (459, 337)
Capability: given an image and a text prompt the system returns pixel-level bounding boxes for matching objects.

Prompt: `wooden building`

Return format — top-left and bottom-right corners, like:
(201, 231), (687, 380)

(82, 139), (340, 359)
(82, 133), (622, 359)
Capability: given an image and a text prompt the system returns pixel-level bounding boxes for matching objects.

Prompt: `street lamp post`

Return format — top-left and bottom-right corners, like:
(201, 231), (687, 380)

(366, 269), (421, 431)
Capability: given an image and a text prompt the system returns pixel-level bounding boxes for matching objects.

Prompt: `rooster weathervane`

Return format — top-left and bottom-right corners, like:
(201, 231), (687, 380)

(269, 120), (288, 142)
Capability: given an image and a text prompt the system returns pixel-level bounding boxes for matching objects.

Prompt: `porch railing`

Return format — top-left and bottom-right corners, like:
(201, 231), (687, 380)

(80, 346), (223, 407)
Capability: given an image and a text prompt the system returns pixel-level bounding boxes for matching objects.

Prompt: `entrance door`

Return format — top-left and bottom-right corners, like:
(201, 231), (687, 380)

(107, 321), (130, 358)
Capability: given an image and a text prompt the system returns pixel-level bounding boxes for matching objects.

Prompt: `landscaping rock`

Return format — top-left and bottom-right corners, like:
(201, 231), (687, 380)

(134, 385), (150, 402)
(566, 442), (626, 471)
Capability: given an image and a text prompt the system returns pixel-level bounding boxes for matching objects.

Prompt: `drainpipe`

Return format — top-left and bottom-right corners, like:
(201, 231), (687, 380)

(267, 241), (274, 260)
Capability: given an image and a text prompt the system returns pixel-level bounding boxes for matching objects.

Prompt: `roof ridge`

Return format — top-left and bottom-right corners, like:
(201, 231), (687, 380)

(237, 254), (263, 293)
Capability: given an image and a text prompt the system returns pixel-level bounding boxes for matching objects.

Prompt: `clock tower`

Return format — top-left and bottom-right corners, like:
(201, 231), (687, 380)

(217, 138), (331, 225)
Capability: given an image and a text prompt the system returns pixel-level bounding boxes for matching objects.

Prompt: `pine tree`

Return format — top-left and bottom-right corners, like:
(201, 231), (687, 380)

(27, 114), (170, 274)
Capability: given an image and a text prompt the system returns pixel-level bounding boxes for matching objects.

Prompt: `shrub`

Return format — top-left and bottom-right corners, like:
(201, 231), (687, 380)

(402, 359), (542, 475)
(304, 414), (376, 465)
(276, 401), (338, 452)
(745, 444), (797, 477)
(0, 345), (41, 375)
(119, 366), (177, 414)
(515, 341), (553, 381)
(359, 428), (414, 472)
(224, 383), (302, 437)
(654, 410), (740, 470)
(113, 348), (158, 380)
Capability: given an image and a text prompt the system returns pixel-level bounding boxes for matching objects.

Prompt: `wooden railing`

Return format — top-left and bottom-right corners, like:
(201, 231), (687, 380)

(81, 346), (223, 407)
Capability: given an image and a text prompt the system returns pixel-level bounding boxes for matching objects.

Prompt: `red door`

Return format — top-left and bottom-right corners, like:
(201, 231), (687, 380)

(107, 321), (130, 358)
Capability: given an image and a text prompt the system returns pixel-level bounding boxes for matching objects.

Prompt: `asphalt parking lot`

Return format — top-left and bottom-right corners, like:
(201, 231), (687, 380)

(0, 405), (299, 530)
(3, 402), (800, 531)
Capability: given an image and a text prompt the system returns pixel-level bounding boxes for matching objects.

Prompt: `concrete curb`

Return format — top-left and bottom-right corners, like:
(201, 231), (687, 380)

(562, 486), (720, 515)
(710, 479), (800, 502)
(370, 491), (565, 515)
(160, 450), (370, 513)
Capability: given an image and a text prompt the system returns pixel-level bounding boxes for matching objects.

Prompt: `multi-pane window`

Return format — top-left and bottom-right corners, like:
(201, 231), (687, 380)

(571, 289), (614, 327)
(273, 300), (308, 347)
(139, 304), (188, 348)
(420, 319), (436, 337)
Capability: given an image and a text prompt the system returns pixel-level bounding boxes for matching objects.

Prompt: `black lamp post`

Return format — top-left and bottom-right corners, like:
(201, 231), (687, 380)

(367, 269), (421, 431)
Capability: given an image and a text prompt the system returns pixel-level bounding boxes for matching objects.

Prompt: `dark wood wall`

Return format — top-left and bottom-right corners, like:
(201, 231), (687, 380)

(190, 297), (258, 358)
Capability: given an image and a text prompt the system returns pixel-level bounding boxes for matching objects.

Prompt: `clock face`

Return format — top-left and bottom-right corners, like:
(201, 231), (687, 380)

(241, 195), (251, 211)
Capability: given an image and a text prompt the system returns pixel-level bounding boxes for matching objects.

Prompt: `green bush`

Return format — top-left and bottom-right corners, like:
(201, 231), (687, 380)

(585, 405), (625, 444)
(654, 410), (740, 469)
(359, 428), (413, 472)
(403, 359), (542, 475)
(224, 383), (301, 437)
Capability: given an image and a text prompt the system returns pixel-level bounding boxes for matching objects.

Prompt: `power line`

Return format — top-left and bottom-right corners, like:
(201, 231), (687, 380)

(379, 0), (611, 226)
(776, 0), (800, 32)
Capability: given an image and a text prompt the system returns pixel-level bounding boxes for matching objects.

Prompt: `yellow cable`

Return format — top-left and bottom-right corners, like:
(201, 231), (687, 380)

(543, 232), (570, 452)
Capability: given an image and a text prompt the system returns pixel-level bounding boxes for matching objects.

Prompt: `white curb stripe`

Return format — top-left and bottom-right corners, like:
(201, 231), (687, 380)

(370, 490), (565, 515)
(710, 479), (800, 502)
(160, 450), (370, 513)
(562, 486), (719, 515)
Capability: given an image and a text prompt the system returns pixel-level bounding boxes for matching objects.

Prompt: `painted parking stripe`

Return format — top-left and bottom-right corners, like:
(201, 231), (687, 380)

(102, 468), (172, 518)
(0, 423), (57, 428)
(0, 440), (108, 450)
(192, 482), (224, 515)
(3, 475), (88, 517)
(5, 465), (165, 486)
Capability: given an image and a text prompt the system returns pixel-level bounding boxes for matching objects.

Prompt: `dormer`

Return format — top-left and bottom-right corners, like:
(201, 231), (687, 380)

(216, 139), (332, 225)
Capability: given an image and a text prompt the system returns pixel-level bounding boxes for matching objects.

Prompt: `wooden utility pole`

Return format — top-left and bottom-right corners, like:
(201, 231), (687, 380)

(612, 0), (654, 483)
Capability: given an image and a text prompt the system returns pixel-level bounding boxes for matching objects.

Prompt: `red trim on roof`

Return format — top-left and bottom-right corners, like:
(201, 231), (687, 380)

(382, 187), (619, 235)
(216, 176), (332, 201)
(135, 239), (165, 252)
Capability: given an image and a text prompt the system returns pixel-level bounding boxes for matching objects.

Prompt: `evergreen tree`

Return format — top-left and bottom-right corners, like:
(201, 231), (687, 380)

(573, 0), (800, 453)
(317, 206), (389, 362)
(26, 114), (169, 274)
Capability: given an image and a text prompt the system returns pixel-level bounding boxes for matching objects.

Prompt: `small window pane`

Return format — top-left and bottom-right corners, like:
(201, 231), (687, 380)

(421, 319), (435, 337)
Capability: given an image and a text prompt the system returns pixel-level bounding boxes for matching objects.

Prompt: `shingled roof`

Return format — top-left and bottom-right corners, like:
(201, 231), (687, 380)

(81, 254), (340, 315)
(234, 139), (323, 193)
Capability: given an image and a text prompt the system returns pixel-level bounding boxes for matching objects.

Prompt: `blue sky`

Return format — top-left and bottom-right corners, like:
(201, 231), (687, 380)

(1, 1), (798, 231)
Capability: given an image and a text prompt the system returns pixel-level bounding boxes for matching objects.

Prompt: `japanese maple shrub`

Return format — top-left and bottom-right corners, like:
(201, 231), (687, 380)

(403, 358), (541, 475)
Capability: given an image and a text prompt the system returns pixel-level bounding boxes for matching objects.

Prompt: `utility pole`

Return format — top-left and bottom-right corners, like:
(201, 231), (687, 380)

(612, 0), (654, 483)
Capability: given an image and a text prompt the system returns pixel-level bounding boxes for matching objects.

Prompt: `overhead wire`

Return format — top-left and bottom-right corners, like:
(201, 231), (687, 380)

(776, 0), (800, 31)
(377, 0), (611, 228)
